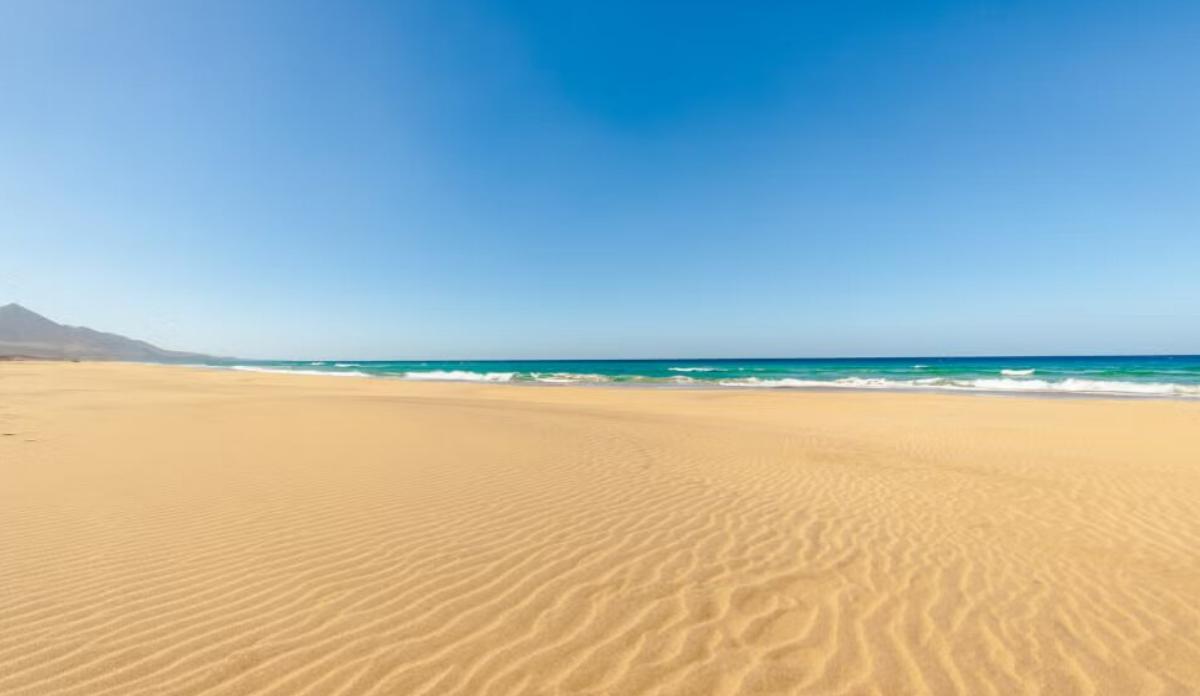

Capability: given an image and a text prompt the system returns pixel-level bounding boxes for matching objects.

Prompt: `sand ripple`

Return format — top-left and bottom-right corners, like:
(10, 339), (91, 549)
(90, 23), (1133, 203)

(1, 363), (1198, 694)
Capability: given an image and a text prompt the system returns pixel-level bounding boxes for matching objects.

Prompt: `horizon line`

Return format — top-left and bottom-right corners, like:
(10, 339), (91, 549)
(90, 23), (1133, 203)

(225, 353), (1200, 363)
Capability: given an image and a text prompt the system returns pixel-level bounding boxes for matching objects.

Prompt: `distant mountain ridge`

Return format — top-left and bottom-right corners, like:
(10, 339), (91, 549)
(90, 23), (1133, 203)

(0, 303), (214, 362)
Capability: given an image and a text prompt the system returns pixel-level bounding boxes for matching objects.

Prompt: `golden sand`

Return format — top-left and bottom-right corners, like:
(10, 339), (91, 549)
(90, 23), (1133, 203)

(1, 362), (1198, 695)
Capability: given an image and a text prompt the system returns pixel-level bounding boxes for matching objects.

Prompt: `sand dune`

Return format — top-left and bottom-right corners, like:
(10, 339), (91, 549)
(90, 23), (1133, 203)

(1, 362), (1198, 695)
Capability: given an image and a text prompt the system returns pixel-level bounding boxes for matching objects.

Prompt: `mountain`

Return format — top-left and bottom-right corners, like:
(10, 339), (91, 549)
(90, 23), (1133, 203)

(0, 303), (215, 362)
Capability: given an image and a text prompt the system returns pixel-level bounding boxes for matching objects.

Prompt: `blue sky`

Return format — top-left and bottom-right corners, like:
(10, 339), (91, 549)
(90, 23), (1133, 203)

(2, 0), (1198, 359)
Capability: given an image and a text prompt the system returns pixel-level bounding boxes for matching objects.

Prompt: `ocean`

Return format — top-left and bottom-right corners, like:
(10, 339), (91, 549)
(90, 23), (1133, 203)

(207, 355), (1200, 398)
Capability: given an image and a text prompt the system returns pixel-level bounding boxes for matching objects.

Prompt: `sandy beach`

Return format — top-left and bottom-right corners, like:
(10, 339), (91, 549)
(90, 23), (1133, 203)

(1, 361), (1197, 695)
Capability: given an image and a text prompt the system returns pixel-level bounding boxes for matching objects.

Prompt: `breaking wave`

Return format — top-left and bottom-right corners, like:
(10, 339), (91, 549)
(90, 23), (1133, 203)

(209, 362), (1200, 398)
(401, 370), (515, 382)
(531, 373), (611, 384)
(717, 376), (1200, 397)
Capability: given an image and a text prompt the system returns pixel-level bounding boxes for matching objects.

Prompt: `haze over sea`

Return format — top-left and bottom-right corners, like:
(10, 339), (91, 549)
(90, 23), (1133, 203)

(216, 355), (1200, 398)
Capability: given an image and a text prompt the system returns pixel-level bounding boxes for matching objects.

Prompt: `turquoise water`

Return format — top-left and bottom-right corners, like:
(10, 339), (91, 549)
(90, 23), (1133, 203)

(207, 355), (1200, 398)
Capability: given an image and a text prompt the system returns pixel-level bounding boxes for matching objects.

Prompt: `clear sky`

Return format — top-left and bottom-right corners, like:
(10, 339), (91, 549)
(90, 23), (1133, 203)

(2, 1), (1198, 359)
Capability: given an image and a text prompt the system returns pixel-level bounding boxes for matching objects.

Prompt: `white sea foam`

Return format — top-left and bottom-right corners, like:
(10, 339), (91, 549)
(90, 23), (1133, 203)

(629, 375), (698, 384)
(912, 364), (929, 369)
(231, 366), (368, 377)
(668, 366), (717, 373)
(402, 370), (515, 382)
(334, 362), (360, 368)
(717, 375), (1200, 397)
(217, 364), (1198, 397)
(1000, 368), (1035, 376)
(531, 372), (610, 384)
(718, 377), (852, 389)
(964, 378), (1200, 396)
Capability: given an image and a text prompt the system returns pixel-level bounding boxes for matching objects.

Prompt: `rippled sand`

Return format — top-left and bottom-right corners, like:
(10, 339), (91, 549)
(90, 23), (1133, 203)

(2, 362), (1198, 695)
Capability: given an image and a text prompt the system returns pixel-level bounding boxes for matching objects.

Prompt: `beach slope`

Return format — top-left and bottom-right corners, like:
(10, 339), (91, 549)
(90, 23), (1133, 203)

(1, 362), (1197, 695)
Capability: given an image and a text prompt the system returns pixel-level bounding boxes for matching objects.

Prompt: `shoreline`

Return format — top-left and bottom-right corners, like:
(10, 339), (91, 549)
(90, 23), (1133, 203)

(178, 360), (1200, 402)
(7, 357), (1199, 401)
